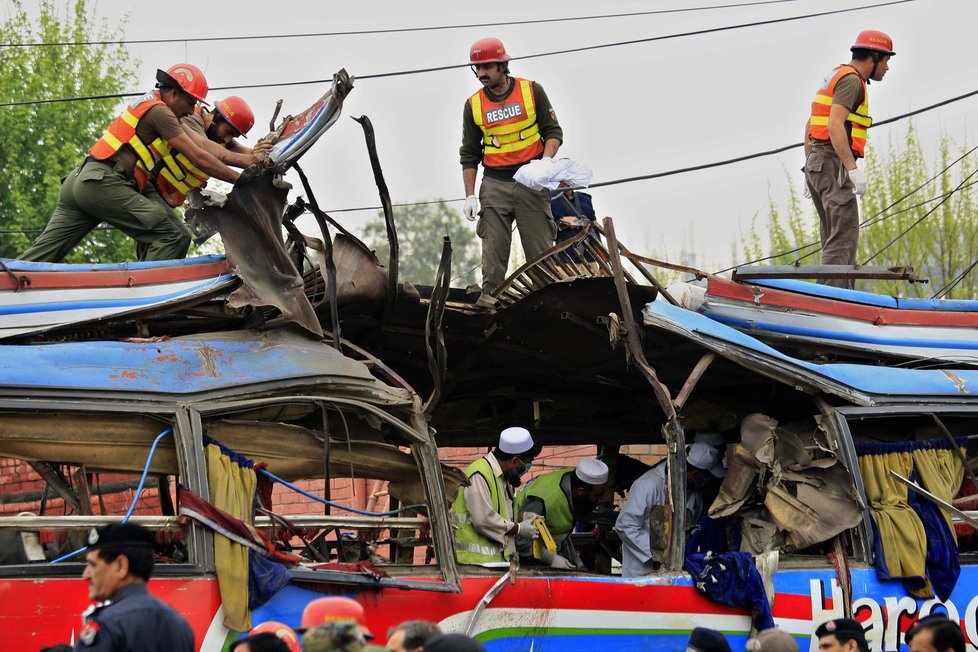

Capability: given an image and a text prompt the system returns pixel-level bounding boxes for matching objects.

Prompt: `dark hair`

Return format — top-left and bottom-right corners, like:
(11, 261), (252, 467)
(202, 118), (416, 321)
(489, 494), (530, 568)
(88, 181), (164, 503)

(835, 632), (869, 652)
(96, 544), (155, 582)
(906, 616), (965, 652)
(387, 620), (442, 650)
(40, 646), (74, 652)
(229, 633), (291, 652)
(850, 48), (878, 62)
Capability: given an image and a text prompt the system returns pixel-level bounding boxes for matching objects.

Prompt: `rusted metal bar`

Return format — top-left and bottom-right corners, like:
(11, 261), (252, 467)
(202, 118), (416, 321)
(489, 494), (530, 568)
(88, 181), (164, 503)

(603, 217), (686, 571)
(353, 115), (398, 314)
(590, 223), (679, 305)
(73, 467), (93, 516)
(620, 251), (708, 279)
(29, 462), (81, 514)
(424, 238), (452, 415)
(293, 164), (342, 350)
(673, 353), (717, 411)
(733, 264), (920, 281)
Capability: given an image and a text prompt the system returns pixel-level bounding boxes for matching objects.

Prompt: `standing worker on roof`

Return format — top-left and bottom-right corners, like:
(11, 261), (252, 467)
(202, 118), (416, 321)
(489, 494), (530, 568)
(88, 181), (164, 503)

(804, 31), (895, 289)
(19, 64), (242, 263)
(451, 427), (543, 564)
(459, 38), (563, 309)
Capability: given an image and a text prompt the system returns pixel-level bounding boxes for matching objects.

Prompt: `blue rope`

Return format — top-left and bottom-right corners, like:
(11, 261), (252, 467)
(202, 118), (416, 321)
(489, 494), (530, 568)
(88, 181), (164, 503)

(49, 428), (173, 564)
(257, 468), (425, 517)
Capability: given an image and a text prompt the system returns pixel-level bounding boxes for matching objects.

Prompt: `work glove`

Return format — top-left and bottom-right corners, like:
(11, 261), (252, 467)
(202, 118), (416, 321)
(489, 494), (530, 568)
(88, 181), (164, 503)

(848, 167), (868, 197)
(802, 182), (811, 199)
(515, 517), (540, 541)
(550, 553), (576, 570)
(462, 195), (479, 222)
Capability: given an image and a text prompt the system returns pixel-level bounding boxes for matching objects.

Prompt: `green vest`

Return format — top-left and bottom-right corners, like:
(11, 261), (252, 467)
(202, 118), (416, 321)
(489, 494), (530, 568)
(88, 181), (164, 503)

(514, 468), (575, 545)
(451, 456), (509, 564)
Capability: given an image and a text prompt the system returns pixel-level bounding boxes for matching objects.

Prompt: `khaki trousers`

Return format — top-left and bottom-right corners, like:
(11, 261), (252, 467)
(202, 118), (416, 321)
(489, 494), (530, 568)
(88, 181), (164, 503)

(477, 175), (556, 294)
(805, 150), (859, 289)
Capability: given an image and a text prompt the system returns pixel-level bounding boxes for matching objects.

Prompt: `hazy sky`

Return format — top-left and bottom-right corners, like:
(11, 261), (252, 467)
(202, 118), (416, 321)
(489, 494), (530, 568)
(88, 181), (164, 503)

(23, 0), (974, 279)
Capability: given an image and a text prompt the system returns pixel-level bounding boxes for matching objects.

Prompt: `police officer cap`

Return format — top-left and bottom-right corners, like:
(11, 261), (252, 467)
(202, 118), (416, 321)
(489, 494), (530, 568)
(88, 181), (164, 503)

(815, 618), (866, 641)
(498, 427), (534, 455)
(301, 622), (366, 652)
(687, 627), (733, 652)
(87, 522), (156, 549)
(575, 458), (609, 485)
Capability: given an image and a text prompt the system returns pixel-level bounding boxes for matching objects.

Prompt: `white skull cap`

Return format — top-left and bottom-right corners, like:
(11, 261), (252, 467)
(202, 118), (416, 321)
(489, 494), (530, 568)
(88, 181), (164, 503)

(687, 441), (726, 478)
(575, 458), (609, 485)
(498, 426), (534, 455)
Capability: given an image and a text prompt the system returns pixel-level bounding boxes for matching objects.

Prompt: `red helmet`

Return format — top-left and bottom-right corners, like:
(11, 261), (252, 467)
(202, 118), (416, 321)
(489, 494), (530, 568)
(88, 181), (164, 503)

(156, 63), (210, 104)
(298, 597), (374, 638)
(248, 621), (300, 652)
(215, 96), (255, 137)
(469, 38), (511, 65)
(851, 30), (895, 56)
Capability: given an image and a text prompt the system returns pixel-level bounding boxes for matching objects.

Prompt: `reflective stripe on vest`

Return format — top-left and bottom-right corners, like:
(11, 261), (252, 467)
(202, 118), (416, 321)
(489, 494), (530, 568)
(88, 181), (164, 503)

(808, 65), (872, 158)
(469, 78), (544, 168)
(451, 456), (507, 564)
(90, 90), (167, 192)
(514, 468), (575, 544)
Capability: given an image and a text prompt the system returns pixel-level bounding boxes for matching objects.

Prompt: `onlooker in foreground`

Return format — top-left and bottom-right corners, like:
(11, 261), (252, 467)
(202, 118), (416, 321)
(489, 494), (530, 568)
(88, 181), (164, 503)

(386, 620), (442, 652)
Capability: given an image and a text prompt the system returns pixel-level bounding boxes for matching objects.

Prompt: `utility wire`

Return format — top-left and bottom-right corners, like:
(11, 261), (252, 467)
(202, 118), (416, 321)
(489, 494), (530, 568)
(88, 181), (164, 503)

(0, 0), (914, 108)
(3, 0), (808, 48)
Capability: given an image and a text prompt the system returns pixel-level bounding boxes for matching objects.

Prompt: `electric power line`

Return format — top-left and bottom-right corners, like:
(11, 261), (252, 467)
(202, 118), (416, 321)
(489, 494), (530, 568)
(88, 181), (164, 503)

(0, 0), (914, 108)
(2, 0), (808, 48)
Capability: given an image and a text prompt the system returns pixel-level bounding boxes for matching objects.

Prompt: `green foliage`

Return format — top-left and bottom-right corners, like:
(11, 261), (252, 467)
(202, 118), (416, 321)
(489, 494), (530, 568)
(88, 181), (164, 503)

(742, 124), (978, 299)
(362, 201), (481, 286)
(0, 0), (138, 261)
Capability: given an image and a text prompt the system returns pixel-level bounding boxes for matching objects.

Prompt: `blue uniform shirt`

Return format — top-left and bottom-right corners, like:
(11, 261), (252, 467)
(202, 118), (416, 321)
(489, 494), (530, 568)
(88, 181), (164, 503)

(74, 583), (195, 652)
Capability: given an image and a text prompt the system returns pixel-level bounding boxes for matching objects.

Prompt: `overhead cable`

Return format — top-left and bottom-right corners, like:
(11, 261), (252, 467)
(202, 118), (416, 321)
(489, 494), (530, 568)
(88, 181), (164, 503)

(3, 0), (807, 48)
(0, 0), (914, 108)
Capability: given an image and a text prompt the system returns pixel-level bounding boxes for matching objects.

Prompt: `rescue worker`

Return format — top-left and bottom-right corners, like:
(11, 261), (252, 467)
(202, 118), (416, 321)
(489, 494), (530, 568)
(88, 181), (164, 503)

(514, 457), (609, 569)
(73, 522), (194, 651)
(615, 442), (726, 577)
(301, 623), (368, 652)
(451, 426), (542, 564)
(136, 94), (269, 258)
(385, 620), (441, 652)
(459, 38), (563, 308)
(804, 31), (895, 289)
(814, 618), (869, 652)
(297, 597), (375, 640)
(232, 621), (302, 652)
(20, 64), (240, 263)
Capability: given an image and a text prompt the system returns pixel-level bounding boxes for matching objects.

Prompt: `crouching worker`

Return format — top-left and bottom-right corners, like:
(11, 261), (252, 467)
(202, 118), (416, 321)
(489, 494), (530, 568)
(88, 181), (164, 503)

(20, 64), (240, 263)
(514, 457), (608, 569)
(451, 427), (541, 564)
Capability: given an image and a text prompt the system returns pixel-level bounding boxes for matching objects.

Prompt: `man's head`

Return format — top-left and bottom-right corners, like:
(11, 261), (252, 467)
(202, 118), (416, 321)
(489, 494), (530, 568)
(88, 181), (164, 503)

(82, 522), (156, 602)
(301, 622), (367, 652)
(686, 442), (726, 486)
(687, 627), (732, 652)
(423, 634), (486, 652)
(299, 597), (374, 639)
(493, 426), (538, 487)
(207, 95), (256, 144)
(386, 620), (442, 652)
(906, 614), (965, 652)
(815, 618), (869, 652)
(156, 63), (209, 118)
(570, 458), (609, 509)
(231, 632), (294, 652)
(469, 37), (510, 91)
(749, 628), (800, 652)
(850, 30), (895, 83)
(238, 621), (301, 652)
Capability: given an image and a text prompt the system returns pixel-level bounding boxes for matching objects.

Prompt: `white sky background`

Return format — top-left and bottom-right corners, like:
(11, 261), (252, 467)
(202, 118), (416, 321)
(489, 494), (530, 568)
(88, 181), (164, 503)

(25, 0), (978, 276)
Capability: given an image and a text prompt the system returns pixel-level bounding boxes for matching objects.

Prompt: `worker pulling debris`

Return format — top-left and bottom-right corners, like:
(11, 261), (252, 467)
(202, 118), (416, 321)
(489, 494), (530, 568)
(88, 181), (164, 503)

(18, 64), (263, 263)
(804, 30), (895, 289)
(459, 38), (563, 309)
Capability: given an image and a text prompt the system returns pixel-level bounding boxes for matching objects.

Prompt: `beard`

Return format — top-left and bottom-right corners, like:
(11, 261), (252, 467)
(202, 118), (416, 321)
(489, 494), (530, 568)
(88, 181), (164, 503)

(504, 468), (523, 488)
(205, 119), (222, 143)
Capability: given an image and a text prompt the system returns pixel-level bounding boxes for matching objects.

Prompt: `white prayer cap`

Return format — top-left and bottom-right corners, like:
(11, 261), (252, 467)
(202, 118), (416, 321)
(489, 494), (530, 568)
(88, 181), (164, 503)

(575, 458), (609, 485)
(687, 441), (726, 478)
(498, 426), (534, 455)
(693, 431), (725, 447)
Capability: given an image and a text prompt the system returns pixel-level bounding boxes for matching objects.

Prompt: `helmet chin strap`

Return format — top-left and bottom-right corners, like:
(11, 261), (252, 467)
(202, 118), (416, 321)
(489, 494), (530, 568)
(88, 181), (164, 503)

(867, 52), (881, 85)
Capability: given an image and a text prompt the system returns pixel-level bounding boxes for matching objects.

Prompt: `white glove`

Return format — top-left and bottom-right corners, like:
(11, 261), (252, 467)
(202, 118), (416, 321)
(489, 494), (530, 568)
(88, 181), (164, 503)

(462, 195), (479, 222)
(803, 182), (811, 199)
(550, 554), (575, 569)
(848, 167), (867, 197)
(515, 518), (540, 541)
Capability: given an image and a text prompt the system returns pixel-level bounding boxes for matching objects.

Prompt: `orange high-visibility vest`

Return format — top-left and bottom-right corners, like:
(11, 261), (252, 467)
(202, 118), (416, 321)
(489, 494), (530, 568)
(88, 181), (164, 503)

(89, 91), (209, 207)
(469, 77), (543, 168)
(808, 65), (872, 158)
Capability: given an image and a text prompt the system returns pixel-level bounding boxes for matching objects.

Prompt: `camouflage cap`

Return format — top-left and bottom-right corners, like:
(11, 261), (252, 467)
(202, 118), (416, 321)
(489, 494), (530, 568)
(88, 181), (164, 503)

(301, 622), (366, 652)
